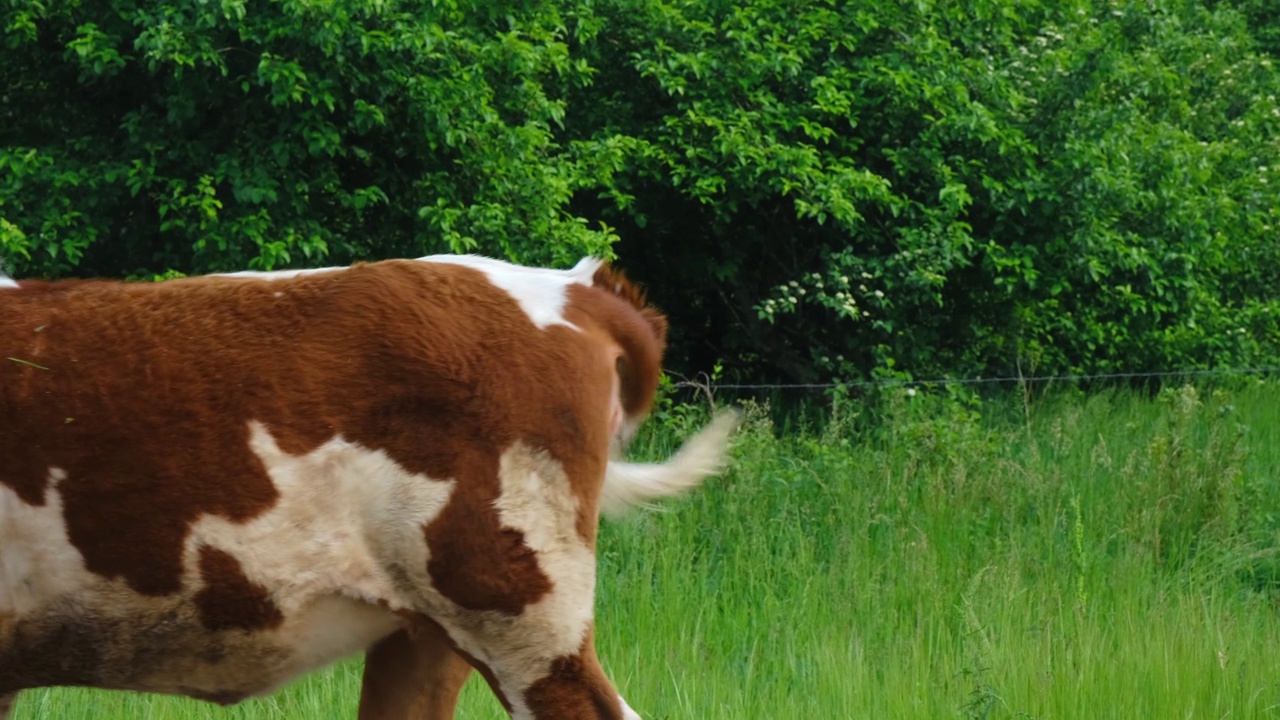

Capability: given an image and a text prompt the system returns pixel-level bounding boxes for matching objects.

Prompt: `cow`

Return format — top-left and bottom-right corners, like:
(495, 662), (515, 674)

(0, 255), (736, 719)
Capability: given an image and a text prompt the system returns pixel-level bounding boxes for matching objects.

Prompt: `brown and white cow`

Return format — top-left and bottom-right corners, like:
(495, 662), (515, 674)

(0, 255), (735, 719)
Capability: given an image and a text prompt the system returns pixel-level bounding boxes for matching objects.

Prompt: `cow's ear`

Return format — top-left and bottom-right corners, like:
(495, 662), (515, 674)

(642, 307), (668, 348)
(592, 264), (643, 306)
(590, 262), (665, 346)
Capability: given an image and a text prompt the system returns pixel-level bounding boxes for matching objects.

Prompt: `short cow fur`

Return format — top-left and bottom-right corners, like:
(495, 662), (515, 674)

(0, 255), (734, 719)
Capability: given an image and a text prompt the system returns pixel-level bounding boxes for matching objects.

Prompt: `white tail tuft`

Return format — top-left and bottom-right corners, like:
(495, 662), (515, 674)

(601, 411), (739, 516)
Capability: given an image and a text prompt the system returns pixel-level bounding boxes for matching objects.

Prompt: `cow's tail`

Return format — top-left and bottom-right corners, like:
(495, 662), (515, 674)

(600, 411), (739, 515)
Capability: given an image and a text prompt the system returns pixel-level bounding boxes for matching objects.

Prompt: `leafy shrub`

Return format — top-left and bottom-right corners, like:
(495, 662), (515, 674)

(566, 0), (1280, 382)
(0, 0), (612, 277)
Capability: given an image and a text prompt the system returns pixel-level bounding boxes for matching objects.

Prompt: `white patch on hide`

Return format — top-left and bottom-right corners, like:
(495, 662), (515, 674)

(179, 422), (458, 692)
(214, 266), (344, 281)
(0, 468), (92, 617)
(418, 254), (603, 331)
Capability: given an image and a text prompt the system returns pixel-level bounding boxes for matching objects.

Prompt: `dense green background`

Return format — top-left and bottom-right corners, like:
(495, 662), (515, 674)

(3, 0), (1279, 384)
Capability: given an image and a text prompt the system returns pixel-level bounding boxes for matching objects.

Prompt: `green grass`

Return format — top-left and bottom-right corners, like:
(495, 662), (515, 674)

(17, 381), (1280, 718)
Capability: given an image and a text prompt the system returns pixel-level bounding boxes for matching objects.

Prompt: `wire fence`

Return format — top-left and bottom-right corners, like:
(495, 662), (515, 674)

(669, 365), (1280, 394)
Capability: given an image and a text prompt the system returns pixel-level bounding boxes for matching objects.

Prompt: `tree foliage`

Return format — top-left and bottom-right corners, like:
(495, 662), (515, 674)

(567, 0), (1280, 381)
(1, 0), (611, 278)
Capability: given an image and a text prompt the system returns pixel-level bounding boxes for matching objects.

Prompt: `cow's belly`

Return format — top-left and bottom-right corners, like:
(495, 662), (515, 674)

(1, 585), (399, 701)
(136, 594), (402, 702)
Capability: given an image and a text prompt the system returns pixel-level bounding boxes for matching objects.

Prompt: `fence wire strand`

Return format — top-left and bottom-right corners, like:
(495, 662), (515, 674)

(669, 366), (1280, 393)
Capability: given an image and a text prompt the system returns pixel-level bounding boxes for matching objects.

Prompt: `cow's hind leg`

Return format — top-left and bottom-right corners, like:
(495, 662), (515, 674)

(0, 692), (16, 719)
(357, 626), (472, 719)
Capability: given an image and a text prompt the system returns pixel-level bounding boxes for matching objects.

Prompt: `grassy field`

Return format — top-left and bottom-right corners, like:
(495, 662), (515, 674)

(16, 381), (1280, 719)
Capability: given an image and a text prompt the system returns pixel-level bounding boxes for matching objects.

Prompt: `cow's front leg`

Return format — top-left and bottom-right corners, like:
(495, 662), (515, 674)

(441, 619), (640, 720)
(0, 692), (15, 720)
(357, 625), (472, 720)
(410, 444), (640, 719)
(418, 505), (642, 720)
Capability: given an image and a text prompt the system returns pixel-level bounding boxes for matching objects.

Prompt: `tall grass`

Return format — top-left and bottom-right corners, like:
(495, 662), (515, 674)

(17, 382), (1280, 718)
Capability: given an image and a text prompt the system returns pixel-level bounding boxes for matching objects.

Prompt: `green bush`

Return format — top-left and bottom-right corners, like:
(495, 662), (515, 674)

(566, 0), (1280, 381)
(0, 0), (612, 278)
